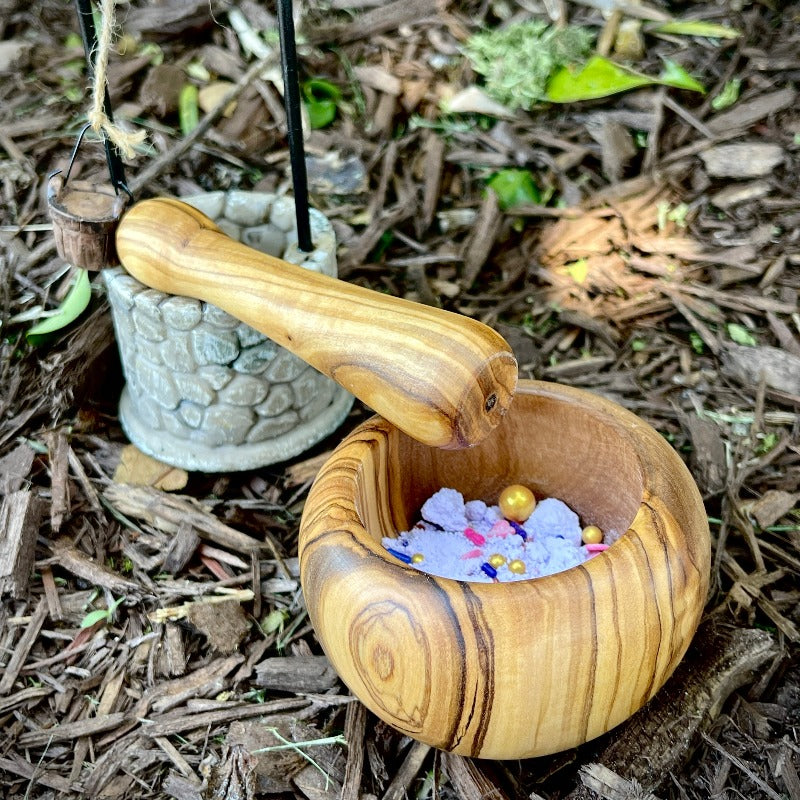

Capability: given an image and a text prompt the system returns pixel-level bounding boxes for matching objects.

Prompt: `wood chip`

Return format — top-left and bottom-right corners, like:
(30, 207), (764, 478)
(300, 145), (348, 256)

(744, 490), (800, 529)
(307, 0), (447, 44)
(442, 754), (512, 800)
(0, 597), (47, 694)
(710, 180), (771, 209)
(579, 763), (661, 800)
(700, 143), (784, 178)
(162, 520), (201, 574)
(341, 702), (367, 800)
(103, 484), (265, 554)
(706, 87), (797, 135)
(381, 741), (431, 800)
(461, 189), (501, 289)
(354, 65), (401, 96)
(48, 539), (142, 598)
(0, 490), (44, 597)
(18, 711), (128, 746)
(721, 343), (800, 396)
(0, 441), (35, 493)
(44, 429), (70, 533)
(254, 655), (339, 693)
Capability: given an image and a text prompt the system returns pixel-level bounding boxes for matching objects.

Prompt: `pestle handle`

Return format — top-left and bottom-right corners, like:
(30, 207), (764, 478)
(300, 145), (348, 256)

(115, 198), (517, 449)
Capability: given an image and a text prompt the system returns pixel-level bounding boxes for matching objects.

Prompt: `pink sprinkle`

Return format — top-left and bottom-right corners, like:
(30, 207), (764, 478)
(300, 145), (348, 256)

(463, 528), (486, 546)
(461, 548), (483, 560)
(489, 520), (514, 538)
(585, 544), (610, 553)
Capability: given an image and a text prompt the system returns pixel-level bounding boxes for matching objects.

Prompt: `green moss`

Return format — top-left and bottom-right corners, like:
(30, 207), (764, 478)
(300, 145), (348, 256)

(464, 21), (594, 110)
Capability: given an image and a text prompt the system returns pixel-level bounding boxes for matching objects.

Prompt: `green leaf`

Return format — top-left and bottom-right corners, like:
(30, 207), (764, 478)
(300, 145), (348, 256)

(27, 269), (91, 345)
(712, 78), (741, 111)
(689, 331), (704, 354)
(649, 20), (741, 39)
(302, 79), (341, 129)
(547, 56), (651, 102)
(486, 169), (541, 210)
(179, 84), (199, 136)
(727, 323), (757, 347)
(261, 608), (288, 635)
(659, 59), (706, 94)
(546, 55), (705, 103)
(80, 608), (110, 629)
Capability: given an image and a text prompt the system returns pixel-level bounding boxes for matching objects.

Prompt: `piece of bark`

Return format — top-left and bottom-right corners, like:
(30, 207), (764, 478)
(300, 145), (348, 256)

(253, 655), (339, 693)
(0, 490), (44, 597)
(126, 0), (212, 37)
(382, 741), (431, 800)
(442, 753), (512, 800)
(419, 132), (445, 235)
(162, 521), (201, 574)
(721, 343), (800, 396)
(461, 189), (501, 289)
(678, 413), (727, 496)
(18, 711), (128, 746)
(699, 143), (784, 178)
(564, 621), (778, 798)
(157, 623), (187, 678)
(44, 429), (70, 532)
(307, 0), (447, 44)
(202, 744), (257, 800)
(164, 771), (203, 800)
(103, 484), (265, 554)
(0, 597), (47, 694)
(744, 490), (800, 529)
(0, 442), (35, 494)
(706, 88), (797, 135)
(48, 539), (141, 598)
(227, 719), (306, 793)
(578, 764), (661, 800)
(141, 698), (309, 738)
(341, 702), (368, 800)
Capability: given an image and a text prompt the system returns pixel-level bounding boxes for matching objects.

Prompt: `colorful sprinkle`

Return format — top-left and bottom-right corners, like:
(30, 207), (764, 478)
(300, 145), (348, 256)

(461, 548), (484, 560)
(488, 553), (506, 568)
(585, 543), (610, 553)
(508, 559), (526, 574)
(411, 553), (425, 563)
(387, 548), (412, 564)
(498, 484), (537, 523)
(581, 525), (604, 545)
(509, 520), (527, 540)
(481, 562), (498, 579)
(464, 527), (486, 546)
(489, 520), (514, 538)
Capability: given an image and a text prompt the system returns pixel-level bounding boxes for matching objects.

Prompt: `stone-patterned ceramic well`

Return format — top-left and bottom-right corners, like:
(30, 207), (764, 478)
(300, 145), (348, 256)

(104, 191), (354, 472)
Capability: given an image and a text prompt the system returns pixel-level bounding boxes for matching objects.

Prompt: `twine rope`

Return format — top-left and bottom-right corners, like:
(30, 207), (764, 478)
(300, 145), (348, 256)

(87, 0), (145, 159)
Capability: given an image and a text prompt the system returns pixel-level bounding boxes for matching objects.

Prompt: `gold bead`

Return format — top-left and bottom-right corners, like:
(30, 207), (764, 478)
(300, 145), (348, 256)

(508, 559), (526, 574)
(488, 553), (506, 568)
(498, 484), (536, 523)
(411, 553), (425, 564)
(582, 525), (604, 545)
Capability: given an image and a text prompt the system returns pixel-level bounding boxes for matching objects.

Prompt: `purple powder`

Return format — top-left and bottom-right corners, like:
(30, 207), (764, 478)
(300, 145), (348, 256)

(383, 488), (605, 582)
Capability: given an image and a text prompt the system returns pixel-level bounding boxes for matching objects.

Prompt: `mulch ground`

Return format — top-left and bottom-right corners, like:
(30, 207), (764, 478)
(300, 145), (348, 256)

(1, 0), (799, 798)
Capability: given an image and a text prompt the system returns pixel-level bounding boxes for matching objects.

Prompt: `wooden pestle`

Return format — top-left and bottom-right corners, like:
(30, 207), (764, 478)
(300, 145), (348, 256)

(115, 198), (518, 449)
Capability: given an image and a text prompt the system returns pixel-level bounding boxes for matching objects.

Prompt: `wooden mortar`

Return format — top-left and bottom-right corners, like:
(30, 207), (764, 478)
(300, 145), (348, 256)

(299, 380), (710, 760)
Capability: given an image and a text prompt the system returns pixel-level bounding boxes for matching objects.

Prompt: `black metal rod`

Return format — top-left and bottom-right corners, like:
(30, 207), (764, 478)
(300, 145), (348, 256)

(74, 0), (129, 194)
(277, 0), (313, 252)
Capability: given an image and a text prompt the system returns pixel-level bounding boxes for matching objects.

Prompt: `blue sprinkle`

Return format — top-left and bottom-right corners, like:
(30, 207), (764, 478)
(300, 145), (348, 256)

(481, 562), (497, 579)
(387, 548), (412, 564)
(509, 521), (527, 540)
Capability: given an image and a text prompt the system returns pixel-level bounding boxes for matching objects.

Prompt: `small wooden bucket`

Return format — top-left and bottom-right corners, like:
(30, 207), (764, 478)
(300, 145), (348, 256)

(298, 379), (710, 759)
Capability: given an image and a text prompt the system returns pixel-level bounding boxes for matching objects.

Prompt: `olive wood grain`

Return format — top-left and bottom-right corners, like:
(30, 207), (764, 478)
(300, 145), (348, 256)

(115, 198), (517, 449)
(299, 380), (711, 760)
